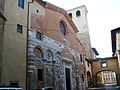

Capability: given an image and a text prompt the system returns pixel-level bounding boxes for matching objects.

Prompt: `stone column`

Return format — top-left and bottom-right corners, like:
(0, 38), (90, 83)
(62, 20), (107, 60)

(43, 59), (46, 87)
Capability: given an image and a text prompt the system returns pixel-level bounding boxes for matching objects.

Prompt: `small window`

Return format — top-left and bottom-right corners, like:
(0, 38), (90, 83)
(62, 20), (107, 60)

(18, 0), (24, 9)
(76, 10), (81, 16)
(17, 24), (23, 33)
(80, 54), (82, 62)
(34, 47), (42, 58)
(38, 69), (43, 81)
(60, 21), (67, 36)
(36, 31), (42, 40)
(46, 52), (52, 62)
(87, 62), (89, 67)
(9, 81), (19, 87)
(68, 13), (72, 18)
(101, 62), (107, 67)
(81, 74), (84, 81)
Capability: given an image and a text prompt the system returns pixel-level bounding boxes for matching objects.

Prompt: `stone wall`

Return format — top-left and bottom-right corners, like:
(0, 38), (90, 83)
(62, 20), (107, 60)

(28, 31), (83, 90)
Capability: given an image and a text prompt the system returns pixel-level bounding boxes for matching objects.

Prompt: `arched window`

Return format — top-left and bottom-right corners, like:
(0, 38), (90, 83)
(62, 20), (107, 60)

(68, 13), (72, 18)
(34, 47), (43, 58)
(60, 21), (67, 36)
(76, 10), (81, 16)
(55, 52), (61, 64)
(80, 54), (82, 62)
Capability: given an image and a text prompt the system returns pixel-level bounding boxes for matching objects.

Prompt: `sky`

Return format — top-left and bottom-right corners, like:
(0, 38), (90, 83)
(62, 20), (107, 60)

(44, 0), (120, 58)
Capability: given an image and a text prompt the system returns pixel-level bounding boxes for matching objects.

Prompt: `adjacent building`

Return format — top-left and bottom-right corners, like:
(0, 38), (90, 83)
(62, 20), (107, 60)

(91, 57), (119, 86)
(111, 27), (120, 85)
(0, 0), (6, 85)
(0, 0), (29, 89)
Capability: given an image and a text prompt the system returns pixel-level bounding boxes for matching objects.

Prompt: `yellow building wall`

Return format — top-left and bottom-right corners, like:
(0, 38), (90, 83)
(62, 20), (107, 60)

(1, 0), (28, 89)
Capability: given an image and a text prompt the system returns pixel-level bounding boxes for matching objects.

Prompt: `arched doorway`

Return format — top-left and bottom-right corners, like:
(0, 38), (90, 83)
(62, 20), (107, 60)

(96, 70), (117, 87)
(28, 46), (44, 90)
(87, 71), (92, 87)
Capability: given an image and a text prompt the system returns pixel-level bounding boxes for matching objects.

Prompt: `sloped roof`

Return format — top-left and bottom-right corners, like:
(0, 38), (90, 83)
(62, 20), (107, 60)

(67, 5), (88, 13)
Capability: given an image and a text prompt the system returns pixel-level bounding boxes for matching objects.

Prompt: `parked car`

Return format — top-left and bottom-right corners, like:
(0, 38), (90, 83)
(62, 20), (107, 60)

(0, 87), (23, 90)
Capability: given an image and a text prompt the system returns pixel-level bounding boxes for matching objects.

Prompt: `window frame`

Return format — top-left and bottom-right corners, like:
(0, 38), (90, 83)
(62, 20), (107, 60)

(76, 10), (81, 16)
(101, 62), (107, 68)
(17, 24), (23, 33)
(9, 81), (19, 87)
(80, 54), (82, 62)
(68, 13), (72, 18)
(59, 21), (67, 36)
(36, 31), (42, 40)
(34, 47), (42, 58)
(46, 51), (53, 62)
(18, 0), (24, 9)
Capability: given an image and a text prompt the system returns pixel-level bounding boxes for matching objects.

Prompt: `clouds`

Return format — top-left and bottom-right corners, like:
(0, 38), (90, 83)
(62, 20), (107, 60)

(87, 0), (120, 57)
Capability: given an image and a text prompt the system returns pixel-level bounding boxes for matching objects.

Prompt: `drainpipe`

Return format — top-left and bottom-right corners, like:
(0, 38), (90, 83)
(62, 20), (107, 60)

(26, 0), (34, 90)
(0, 15), (6, 85)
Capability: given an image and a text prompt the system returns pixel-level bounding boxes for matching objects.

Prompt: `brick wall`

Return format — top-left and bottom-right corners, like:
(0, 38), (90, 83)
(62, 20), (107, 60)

(31, 7), (85, 55)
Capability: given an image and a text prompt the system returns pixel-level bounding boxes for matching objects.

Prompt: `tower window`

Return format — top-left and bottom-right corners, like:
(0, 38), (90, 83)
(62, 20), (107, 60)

(9, 81), (19, 87)
(68, 13), (72, 18)
(76, 10), (81, 16)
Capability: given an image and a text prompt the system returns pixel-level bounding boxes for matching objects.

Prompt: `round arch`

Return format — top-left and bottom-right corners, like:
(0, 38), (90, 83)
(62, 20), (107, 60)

(96, 70), (117, 87)
(33, 45), (44, 59)
(46, 49), (53, 62)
